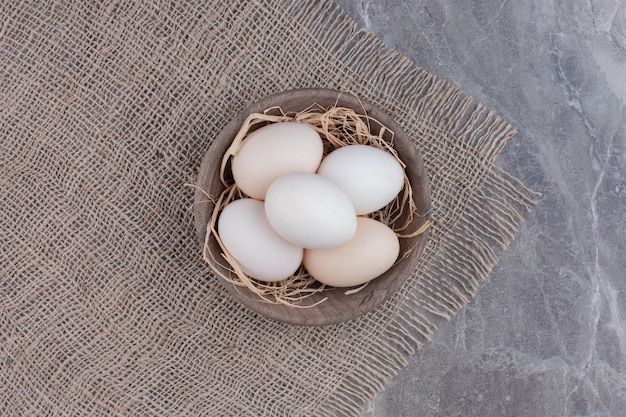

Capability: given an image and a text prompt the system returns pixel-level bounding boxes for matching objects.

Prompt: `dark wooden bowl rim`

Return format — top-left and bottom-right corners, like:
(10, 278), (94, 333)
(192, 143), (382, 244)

(194, 88), (431, 326)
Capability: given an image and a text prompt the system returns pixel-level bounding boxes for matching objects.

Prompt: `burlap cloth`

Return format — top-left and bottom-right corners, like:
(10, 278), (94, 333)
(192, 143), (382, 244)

(0, 1), (537, 416)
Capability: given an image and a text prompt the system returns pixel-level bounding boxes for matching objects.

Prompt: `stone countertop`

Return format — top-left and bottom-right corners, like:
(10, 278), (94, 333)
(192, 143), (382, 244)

(334, 1), (626, 416)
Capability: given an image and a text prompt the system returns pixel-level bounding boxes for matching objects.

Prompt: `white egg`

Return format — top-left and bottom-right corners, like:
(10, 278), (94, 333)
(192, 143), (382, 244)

(231, 122), (323, 200)
(303, 217), (400, 287)
(217, 198), (303, 282)
(264, 172), (357, 249)
(317, 144), (405, 215)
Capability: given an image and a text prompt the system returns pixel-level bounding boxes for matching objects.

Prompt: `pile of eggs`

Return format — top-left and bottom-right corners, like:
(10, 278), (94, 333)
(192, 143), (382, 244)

(218, 121), (405, 288)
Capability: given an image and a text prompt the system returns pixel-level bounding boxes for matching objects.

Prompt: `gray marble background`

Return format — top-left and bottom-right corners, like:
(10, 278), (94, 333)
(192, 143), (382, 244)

(333, 1), (626, 416)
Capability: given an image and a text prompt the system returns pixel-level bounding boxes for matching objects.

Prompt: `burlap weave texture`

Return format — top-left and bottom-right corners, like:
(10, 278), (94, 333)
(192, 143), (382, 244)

(1, 1), (536, 416)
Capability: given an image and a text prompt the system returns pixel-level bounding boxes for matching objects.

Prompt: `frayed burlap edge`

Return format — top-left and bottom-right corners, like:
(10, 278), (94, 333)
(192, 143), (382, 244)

(284, 2), (539, 416)
(0, 1), (540, 415)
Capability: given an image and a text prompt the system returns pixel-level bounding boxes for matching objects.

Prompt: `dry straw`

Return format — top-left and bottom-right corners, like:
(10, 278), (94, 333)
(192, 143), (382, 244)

(203, 103), (430, 307)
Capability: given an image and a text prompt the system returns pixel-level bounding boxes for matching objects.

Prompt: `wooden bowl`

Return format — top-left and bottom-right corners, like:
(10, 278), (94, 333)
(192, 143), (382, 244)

(194, 89), (431, 326)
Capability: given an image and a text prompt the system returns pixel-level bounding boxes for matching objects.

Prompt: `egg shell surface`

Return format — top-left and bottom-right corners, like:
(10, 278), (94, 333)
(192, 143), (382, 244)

(303, 217), (400, 287)
(217, 198), (303, 282)
(317, 144), (405, 215)
(264, 172), (357, 249)
(231, 122), (323, 200)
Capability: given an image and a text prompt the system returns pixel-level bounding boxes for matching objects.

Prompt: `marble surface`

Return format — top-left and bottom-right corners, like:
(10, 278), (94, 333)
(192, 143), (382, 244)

(333, 1), (626, 416)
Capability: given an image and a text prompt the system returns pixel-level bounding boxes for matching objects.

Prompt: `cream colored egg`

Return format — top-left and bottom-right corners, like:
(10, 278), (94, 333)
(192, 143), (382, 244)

(264, 172), (357, 249)
(231, 122), (323, 200)
(317, 144), (405, 215)
(218, 198), (303, 282)
(303, 217), (399, 287)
